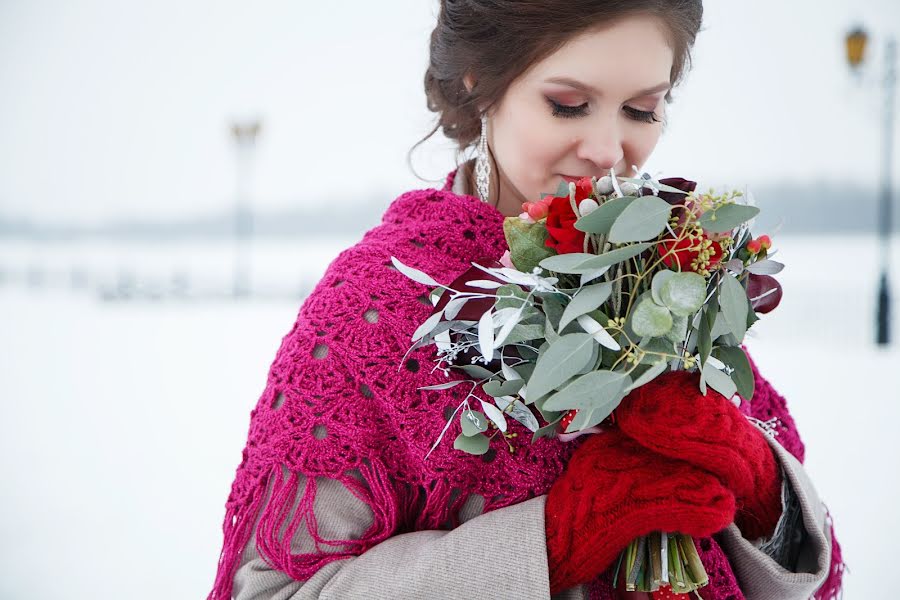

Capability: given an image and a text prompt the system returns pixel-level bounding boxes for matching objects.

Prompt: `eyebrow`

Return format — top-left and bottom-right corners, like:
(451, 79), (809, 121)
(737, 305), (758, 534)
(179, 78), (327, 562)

(544, 77), (670, 98)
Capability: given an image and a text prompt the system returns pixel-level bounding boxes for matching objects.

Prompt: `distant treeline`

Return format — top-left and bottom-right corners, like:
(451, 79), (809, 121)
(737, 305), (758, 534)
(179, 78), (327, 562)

(0, 182), (895, 239)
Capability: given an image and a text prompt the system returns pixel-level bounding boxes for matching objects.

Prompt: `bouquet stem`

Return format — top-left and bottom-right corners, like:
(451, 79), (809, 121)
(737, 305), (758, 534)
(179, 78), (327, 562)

(617, 532), (709, 594)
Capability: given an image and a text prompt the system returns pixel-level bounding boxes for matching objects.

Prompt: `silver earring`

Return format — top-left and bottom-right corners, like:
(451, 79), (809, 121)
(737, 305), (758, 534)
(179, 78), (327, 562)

(475, 113), (491, 203)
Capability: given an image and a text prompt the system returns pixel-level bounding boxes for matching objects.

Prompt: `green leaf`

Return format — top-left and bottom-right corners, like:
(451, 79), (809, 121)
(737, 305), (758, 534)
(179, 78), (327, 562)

(719, 273), (749, 342)
(698, 306), (712, 368)
(659, 272), (707, 317)
(482, 379), (525, 397)
(460, 409), (488, 436)
(542, 370), (631, 412)
(702, 362), (737, 399)
(526, 333), (596, 401)
(712, 346), (755, 401)
(391, 256), (440, 286)
(575, 196), (636, 235)
(538, 253), (599, 274)
(625, 361), (668, 393)
(698, 204), (760, 234)
(651, 270), (675, 306)
(532, 419), (562, 442)
(666, 313), (689, 343)
(559, 282), (613, 330)
(608, 195), (673, 243)
(631, 297), (674, 337)
(412, 310), (444, 341)
(494, 396), (540, 432)
(551, 242), (655, 274)
(453, 364), (495, 380)
(555, 180), (570, 197)
(503, 218), (555, 273)
(618, 177), (690, 195)
(638, 337), (674, 365)
(453, 431), (490, 455)
(502, 323), (545, 345)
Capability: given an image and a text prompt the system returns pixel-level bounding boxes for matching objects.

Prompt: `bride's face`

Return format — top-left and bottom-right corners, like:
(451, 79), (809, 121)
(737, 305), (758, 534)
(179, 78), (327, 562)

(483, 14), (674, 217)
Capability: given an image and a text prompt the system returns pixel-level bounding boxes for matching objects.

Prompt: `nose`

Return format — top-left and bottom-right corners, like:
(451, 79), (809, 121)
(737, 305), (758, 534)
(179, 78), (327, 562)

(574, 115), (625, 175)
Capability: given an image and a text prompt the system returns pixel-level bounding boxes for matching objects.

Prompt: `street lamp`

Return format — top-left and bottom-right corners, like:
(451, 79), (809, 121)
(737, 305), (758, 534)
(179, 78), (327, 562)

(845, 26), (896, 346)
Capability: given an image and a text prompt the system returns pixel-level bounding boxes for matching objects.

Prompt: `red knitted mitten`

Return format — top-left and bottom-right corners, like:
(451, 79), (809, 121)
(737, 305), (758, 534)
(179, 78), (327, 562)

(545, 428), (736, 595)
(614, 370), (783, 540)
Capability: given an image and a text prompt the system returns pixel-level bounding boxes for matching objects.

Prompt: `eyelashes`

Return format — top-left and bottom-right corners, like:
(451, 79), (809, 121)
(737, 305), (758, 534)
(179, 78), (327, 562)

(545, 97), (661, 124)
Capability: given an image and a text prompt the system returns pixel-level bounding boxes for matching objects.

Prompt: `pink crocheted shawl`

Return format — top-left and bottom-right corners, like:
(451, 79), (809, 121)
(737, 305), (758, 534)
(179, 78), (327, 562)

(207, 169), (842, 600)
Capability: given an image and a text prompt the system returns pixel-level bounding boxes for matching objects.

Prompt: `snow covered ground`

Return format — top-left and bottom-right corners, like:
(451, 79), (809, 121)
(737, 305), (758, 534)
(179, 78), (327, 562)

(0, 234), (897, 599)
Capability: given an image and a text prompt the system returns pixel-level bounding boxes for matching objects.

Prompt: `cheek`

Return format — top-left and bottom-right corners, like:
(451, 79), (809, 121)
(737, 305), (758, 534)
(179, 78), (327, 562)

(492, 104), (570, 197)
(623, 123), (663, 167)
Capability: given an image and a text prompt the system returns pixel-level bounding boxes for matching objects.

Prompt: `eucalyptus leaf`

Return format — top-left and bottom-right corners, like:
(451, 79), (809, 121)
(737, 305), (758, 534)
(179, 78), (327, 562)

(482, 379), (525, 397)
(624, 361), (668, 393)
(477, 310), (495, 362)
(608, 195), (673, 243)
(480, 399), (508, 432)
(502, 323), (545, 345)
(461, 409), (488, 436)
(391, 256), (440, 287)
(495, 396), (540, 432)
(702, 362), (737, 399)
(454, 364), (495, 380)
(532, 420), (562, 442)
(575, 196), (635, 235)
(659, 272), (707, 317)
(745, 259), (785, 275)
(559, 282), (613, 330)
(538, 253), (598, 274)
(557, 242), (655, 274)
(542, 370), (631, 411)
(651, 270), (675, 306)
(453, 431), (490, 455)
(698, 306), (712, 368)
(631, 297), (674, 337)
(526, 333), (596, 401)
(666, 313), (689, 343)
(576, 314), (621, 351)
(412, 310), (444, 341)
(712, 346), (755, 401)
(719, 273), (749, 342)
(418, 380), (468, 391)
(698, 204), (760, 234)
(465, 279), (506, 289)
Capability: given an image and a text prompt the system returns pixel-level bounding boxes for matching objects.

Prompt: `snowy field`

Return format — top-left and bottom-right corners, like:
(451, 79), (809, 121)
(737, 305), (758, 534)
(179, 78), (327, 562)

(1, 234), (898, 599)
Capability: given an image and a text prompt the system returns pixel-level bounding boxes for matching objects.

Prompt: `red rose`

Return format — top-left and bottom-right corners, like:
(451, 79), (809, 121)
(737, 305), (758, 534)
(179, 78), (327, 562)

(545, 195), (586, 254)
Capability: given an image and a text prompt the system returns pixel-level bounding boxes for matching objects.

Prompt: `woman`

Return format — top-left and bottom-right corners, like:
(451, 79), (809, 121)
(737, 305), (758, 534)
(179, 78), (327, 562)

(208, 2), (844, 598)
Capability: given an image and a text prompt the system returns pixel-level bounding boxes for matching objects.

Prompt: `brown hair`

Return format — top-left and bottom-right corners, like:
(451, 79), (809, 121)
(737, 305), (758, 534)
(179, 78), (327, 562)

(410, 0), (703, 177)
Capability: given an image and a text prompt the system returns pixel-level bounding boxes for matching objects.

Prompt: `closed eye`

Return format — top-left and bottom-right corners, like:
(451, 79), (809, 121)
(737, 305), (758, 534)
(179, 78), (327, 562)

(546, 97), (661, 124)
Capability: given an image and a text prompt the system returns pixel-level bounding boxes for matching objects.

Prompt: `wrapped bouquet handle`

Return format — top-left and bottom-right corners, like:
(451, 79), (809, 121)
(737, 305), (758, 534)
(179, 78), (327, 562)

(544, 428), (735, 595)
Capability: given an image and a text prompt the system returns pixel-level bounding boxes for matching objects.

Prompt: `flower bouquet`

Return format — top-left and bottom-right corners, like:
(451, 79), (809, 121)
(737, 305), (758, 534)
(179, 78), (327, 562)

(392, 170), (784, 594)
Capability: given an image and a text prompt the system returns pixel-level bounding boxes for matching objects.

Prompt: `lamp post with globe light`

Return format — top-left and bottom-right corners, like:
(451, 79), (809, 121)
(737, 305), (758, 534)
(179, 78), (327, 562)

(845, 26), (896, 346)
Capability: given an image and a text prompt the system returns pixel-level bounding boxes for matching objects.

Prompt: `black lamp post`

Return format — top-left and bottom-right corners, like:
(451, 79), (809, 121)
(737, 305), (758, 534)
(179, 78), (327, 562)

(846, 26), (895, 346)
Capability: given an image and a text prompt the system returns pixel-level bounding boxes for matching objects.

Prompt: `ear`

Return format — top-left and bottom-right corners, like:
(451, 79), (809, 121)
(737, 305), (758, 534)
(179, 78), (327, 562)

(463, 73), (476, 94)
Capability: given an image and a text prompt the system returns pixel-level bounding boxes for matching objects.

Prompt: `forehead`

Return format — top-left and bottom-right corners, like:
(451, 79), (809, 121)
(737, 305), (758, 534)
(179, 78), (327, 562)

(522, 14), (674, 95)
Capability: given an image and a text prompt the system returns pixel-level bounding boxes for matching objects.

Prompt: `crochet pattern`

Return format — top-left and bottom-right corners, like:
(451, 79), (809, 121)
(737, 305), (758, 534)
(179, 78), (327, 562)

(207, 169), (842, 600)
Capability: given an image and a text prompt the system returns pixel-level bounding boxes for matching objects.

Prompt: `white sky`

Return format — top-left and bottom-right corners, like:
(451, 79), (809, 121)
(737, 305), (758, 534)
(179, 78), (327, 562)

(0, 0), (898, 225)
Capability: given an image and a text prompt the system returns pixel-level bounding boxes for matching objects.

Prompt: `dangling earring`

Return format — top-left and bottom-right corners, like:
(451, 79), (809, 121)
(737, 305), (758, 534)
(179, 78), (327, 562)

(475, 113), (491, 204)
